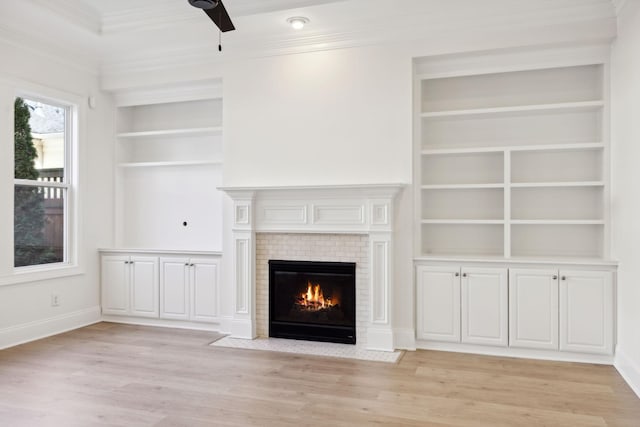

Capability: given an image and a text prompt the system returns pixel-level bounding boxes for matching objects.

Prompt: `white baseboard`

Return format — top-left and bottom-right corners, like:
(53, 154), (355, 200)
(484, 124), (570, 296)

(394, 328), (416, 350)
(615, 349), (640, 399)
(101, 315), (224, 333)
(0, 306), (101, 350)
(416, 340), (614, 365)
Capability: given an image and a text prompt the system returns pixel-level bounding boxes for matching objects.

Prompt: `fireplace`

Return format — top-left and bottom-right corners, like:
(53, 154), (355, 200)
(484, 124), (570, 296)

(269, 260), (356, 344)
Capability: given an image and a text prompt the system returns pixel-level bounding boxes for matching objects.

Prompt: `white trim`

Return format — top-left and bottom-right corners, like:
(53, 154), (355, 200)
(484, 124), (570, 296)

(394, 328), (417, 350)
(100, 315), (224, 333)
(416, 340), (614, 365)
(0, 306), (101, 350)
(0, 265), (83, 287)
(99, 248), (222, 257)
(614, 348), (640, 398)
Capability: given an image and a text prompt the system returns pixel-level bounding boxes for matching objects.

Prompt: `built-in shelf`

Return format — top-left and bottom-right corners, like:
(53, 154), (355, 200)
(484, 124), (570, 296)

(117, 126), (223, 138)
(421, 142), (604, 155)
(421, 220), (504, 225)
(420, 183), (505, 190)
(511, 181), (604, 188)
(114, 95), (224, 250)
(421, 100), (604, 119)
(118, 161), (222, 168)
(511, 220), (605, 225)
(416, 62), (607, 259)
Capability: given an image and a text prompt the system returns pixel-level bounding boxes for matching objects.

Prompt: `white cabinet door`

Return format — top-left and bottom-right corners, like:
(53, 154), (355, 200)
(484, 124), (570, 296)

(129, 256), (159, 318)
(101, 255), (130, 315)
(160, 257), (190, 320)
(190, 258), (219, 322)
(416, 266), (461, 342)
(462, 267), (508, 347)
(560, 270), (613, 355)
(509, 268), (559, 350)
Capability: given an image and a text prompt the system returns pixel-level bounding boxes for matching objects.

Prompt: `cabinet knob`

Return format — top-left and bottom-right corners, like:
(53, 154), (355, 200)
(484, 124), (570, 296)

(190, 264), (195, 267)
(185, 263), (189, 266)
(561, 276), (567, 281)
(124, 261), (129, 264)
(455, 272), (460, 277)
(552, 275), (558, 280)
(462, 273), (467, 278)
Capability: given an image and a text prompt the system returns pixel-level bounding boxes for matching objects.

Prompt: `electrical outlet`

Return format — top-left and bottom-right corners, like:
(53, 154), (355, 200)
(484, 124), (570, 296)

(51, 293), (60, 307)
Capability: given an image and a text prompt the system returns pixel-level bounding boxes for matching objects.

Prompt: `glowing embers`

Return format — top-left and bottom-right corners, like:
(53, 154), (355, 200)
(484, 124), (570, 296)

(297, 281), (340, 311)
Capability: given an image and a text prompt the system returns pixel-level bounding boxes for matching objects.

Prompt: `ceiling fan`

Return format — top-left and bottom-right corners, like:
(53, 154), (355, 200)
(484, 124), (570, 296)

(188, 0), (236, 50)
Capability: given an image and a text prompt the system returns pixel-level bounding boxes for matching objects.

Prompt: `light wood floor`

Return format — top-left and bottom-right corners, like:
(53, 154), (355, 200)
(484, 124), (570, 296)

(0, 323), (638, 426)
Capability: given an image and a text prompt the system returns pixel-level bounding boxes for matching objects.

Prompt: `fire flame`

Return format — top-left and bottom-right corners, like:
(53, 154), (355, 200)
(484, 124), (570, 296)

(299, 281), (336, 310)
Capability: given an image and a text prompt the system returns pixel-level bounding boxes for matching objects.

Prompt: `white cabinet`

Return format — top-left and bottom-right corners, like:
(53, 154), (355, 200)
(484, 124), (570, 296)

(160, 257), (219, 323)
(416, 266), (461, 342)
(417, 264), (614, 358)
(101, 255), (159, 318)
(509, 268), (559, 350)
(461, 267), (508, 347)
(560, 270), (613, 355)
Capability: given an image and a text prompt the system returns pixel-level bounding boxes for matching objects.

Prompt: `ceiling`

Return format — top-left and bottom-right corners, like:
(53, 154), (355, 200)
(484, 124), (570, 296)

(0, 0), (621, 90)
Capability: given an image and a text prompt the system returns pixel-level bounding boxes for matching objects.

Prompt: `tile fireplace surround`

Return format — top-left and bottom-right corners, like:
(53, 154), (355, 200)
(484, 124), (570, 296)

(220, 184), (404, 351)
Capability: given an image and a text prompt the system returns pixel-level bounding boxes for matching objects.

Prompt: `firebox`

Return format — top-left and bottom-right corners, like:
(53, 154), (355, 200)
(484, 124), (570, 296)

(269, 260), (356, 344)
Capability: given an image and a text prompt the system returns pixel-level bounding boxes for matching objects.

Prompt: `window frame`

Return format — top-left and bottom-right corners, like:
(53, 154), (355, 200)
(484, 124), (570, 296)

(0, 81), (84, 286)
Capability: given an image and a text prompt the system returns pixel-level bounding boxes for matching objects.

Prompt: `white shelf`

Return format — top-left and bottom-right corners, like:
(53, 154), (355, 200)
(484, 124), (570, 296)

(421, 220), (504, 225)
(421, 142), (604, 155)
(118, 161), (222, 168)
(421, 100), (603, 119)
(421, 183), (504, 190)
(511, 181), (604, 188)
(416, 63), (607, 260)
(117, 127), (222, 138)
(513, 220), (605, 226)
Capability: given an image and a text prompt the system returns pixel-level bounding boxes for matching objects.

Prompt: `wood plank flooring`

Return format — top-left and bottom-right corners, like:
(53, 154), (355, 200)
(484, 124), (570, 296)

(0, 322), (638, 426)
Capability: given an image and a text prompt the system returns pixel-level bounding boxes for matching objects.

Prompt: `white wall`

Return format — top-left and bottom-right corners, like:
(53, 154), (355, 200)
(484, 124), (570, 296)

(223, 45), (412, 186)
(0, 40), (114, 348)
(611, 0), (640, 397)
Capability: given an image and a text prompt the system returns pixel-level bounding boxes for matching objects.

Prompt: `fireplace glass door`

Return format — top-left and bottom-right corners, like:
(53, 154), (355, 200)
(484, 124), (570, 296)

(269, 260), (356, 344)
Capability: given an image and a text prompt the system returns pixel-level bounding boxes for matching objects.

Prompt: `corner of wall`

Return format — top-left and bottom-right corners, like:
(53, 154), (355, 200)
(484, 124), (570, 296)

(615, 348), (640, 398)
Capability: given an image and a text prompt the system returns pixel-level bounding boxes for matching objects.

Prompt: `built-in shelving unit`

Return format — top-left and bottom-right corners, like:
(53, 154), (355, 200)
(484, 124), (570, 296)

(416, 63), (608, 260)
(115, 96), (224, 251)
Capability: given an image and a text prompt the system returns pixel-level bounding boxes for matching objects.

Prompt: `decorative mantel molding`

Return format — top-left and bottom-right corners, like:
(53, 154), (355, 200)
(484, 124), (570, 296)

(220, 184), (405, 351)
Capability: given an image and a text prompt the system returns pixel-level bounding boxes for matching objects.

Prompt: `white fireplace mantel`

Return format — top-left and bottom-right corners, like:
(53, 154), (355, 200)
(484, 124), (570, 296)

(220, 184), (405, 351)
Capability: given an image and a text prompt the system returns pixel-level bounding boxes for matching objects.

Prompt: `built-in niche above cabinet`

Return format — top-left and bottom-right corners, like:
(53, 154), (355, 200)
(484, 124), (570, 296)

(416, 62), (608, 260)
(114, 97), (224, 251)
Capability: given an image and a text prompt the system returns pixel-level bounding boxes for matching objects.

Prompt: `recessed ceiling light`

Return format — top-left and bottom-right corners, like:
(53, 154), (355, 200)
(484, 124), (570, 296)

(287, 17), (309, 30)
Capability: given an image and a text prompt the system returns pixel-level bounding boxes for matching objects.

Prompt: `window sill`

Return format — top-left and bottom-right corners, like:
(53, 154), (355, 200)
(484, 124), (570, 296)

(0, 264), (84, 287)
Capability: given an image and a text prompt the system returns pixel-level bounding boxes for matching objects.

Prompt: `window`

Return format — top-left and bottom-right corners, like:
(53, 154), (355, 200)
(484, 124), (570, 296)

(14, 96), (72, 268)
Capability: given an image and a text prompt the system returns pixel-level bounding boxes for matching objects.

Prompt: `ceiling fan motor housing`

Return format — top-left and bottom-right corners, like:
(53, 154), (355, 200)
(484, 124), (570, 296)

(188, 0), (219, 10)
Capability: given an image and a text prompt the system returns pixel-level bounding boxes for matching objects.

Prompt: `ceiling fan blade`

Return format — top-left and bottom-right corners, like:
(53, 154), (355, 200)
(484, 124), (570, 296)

(203, 1), (235, 32)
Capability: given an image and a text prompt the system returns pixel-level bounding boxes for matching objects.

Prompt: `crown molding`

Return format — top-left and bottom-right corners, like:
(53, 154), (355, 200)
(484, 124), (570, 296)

(100, 6), (616, 91)
(29, 0), (102, 34)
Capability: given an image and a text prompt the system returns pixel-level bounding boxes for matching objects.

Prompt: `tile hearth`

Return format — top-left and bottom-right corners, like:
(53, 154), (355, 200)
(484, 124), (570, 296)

(211, 336), (403, 363)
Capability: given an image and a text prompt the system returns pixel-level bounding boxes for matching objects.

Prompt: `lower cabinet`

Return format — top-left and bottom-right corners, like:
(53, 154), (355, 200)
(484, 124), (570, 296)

(102, 255), (159, 318)
(509, 268), (559, 350)
(416, 266), (461, 342)
(160, 257), (219, 322)
(461, 267), (508, 347)
(416, 264), (614, 356)
(101, 251), (220, 324)
(560, 270), (614, 355)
